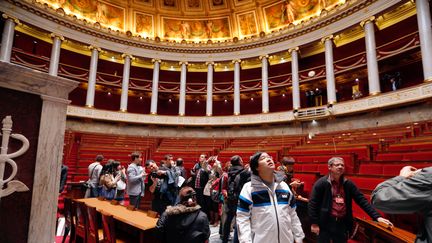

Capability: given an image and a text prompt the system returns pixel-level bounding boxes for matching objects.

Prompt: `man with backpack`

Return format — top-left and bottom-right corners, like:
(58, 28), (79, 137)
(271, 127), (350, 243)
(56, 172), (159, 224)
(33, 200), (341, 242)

(86, 154), (104, 198)
(222, 155), (244, 243)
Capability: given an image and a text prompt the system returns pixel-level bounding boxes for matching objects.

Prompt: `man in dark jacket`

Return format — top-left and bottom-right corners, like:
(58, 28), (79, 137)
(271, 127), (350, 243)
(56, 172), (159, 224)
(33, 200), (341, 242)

(156, 186), (210, 243)
(222, 155), (244, 243)
(308, 157), (392, 243)
(372, 166), (432, 243)
(190, 154), (211, 211)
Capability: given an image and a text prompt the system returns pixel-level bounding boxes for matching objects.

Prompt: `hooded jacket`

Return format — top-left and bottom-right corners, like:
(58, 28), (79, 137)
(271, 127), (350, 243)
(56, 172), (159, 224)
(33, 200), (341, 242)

(236, 173), (305, 243)
(156, 204), (210, 243)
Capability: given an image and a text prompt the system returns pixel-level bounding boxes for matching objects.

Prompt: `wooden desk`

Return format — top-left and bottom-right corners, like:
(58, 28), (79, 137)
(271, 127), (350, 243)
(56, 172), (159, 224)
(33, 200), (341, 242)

(355, 217), (416, 243)
(77, 198), (159, 242)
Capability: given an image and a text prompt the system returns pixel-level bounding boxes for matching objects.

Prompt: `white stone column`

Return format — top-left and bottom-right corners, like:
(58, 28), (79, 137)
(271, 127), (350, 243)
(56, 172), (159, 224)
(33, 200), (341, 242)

(0, 62), (78, 243)
(28, 95), (71, 243)
(85, 46), (101, 107)
(361, 17), (381, 95)
(179, 61), (188, 116)
(206, 62), (214, 116)
(322, 35), (337, 104)
(48, 34), (64, 76)
(416, 0), (432, 81)
(289, 47), (301, 110)
(150, 59), (161, 114)
(233, 59), (241, 115)
(120, 54), (133, 112)
(260, 55), (270, 113)
(0, 15), (18, 63)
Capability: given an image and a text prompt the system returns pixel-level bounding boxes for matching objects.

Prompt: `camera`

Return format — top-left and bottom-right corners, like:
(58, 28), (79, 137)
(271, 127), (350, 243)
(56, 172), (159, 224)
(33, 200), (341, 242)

(150, 171), (158, 178)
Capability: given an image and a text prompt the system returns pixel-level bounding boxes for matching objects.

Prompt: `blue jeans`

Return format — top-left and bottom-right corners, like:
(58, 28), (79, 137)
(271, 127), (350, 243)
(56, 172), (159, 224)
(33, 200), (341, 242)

(90, 187), (100, 198)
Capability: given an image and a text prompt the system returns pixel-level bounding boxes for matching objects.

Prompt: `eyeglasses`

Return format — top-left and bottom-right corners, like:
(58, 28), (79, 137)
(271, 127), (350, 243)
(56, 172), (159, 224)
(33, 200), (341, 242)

(259, 155), (273, 161)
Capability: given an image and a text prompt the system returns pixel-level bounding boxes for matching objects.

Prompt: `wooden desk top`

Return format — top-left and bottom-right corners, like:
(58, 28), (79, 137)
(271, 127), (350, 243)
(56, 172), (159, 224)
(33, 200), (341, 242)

(355, 217), (416, 243)
(77, 198), (158, 231)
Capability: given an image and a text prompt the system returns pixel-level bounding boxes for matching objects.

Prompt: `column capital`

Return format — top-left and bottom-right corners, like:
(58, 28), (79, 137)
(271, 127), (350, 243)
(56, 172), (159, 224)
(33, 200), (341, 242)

(179, 61), (189, 66)
(320, 35), (334, 44)
(232, 59), (242, 64)
(121, 53), (135, 60)
(151, 58), (161, 63)
(2, 14), (20, 25)
(87, 45), (102, 52)
(288, 47), (299, 53)
(259, 55), (269, 60)
(360, 16), (376, 28)
(49, 33), (65, 41)
(205, 61), (215, 66)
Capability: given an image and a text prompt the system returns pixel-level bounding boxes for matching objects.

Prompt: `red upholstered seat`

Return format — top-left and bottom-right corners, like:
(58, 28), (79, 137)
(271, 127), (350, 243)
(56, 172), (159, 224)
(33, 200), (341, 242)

(359, 165), (383, 175)
(349, 177), (385, 192)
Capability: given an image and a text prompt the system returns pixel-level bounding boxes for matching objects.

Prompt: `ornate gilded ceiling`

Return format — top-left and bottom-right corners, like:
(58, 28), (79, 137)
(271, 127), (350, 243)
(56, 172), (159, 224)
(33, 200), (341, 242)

(34, 0), (345, 42)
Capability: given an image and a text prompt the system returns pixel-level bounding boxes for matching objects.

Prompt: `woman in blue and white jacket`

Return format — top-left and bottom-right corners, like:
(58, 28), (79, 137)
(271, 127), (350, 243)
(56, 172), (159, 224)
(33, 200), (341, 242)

(236, 152), (305, 243)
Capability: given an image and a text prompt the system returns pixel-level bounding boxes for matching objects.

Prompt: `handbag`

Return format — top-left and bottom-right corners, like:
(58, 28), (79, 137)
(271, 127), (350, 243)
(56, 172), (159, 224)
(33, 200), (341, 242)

(117, 179), (126, 190)
(211, 190), (221, 203)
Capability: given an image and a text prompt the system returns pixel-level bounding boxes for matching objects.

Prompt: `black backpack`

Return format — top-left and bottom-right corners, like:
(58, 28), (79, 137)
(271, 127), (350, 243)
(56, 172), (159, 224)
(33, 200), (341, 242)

(227, 169), (243, 205)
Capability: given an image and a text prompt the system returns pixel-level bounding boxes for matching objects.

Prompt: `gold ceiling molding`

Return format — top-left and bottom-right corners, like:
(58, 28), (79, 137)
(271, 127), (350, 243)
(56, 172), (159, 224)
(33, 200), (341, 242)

(4, 0), (415, 69)
(4, 0), (380, 54)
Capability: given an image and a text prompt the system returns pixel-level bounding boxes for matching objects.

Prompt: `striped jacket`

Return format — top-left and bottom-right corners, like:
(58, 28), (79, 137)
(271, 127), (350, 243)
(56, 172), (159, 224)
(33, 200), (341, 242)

(236, 173), (305, 243)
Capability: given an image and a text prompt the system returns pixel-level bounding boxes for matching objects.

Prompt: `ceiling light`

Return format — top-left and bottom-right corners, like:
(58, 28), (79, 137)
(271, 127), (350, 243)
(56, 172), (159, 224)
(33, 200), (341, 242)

(414, 122), (419, 125)
(250, 97), (254, 101)
(107, 92), (111, 96)
(168, 98), (172, 102)
(224, 99), (228, 103)
(282, 94), (286, 97)
(139, 96), (143, 100)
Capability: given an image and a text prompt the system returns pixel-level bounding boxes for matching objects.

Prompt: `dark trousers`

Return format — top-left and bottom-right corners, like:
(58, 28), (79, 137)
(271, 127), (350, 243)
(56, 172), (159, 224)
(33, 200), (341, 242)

(90, 186), (100, 198)
(129, 195), (141, 209)
(222, 206), (236, 243)
(318, 217), (348, 243)
(195, 188), (205, 208)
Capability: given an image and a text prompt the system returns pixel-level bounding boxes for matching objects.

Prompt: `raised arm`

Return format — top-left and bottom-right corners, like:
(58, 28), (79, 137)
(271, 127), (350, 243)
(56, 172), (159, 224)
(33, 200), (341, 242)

(372, 167), (432, 214)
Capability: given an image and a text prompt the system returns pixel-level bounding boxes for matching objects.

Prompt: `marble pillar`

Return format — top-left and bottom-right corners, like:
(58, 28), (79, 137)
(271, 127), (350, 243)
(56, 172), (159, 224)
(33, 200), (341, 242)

(233, 59), (241, 115)
(48, 34), (64, 76)
(260, 55), (270, 113)
(289, 47), (301, 110)
(179, 61), (188, 116)
(150, 59), (161, 114)
(0, 15), (18, 63)
(206, 62), (214, 116)
(85, 46), (101, 107)
(0, 62), (78, 243)
(416, 0), (432, 81)
(322, 35), (337, 104)
(120, 54), (133, 112)
(361, 17), (381, 95)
